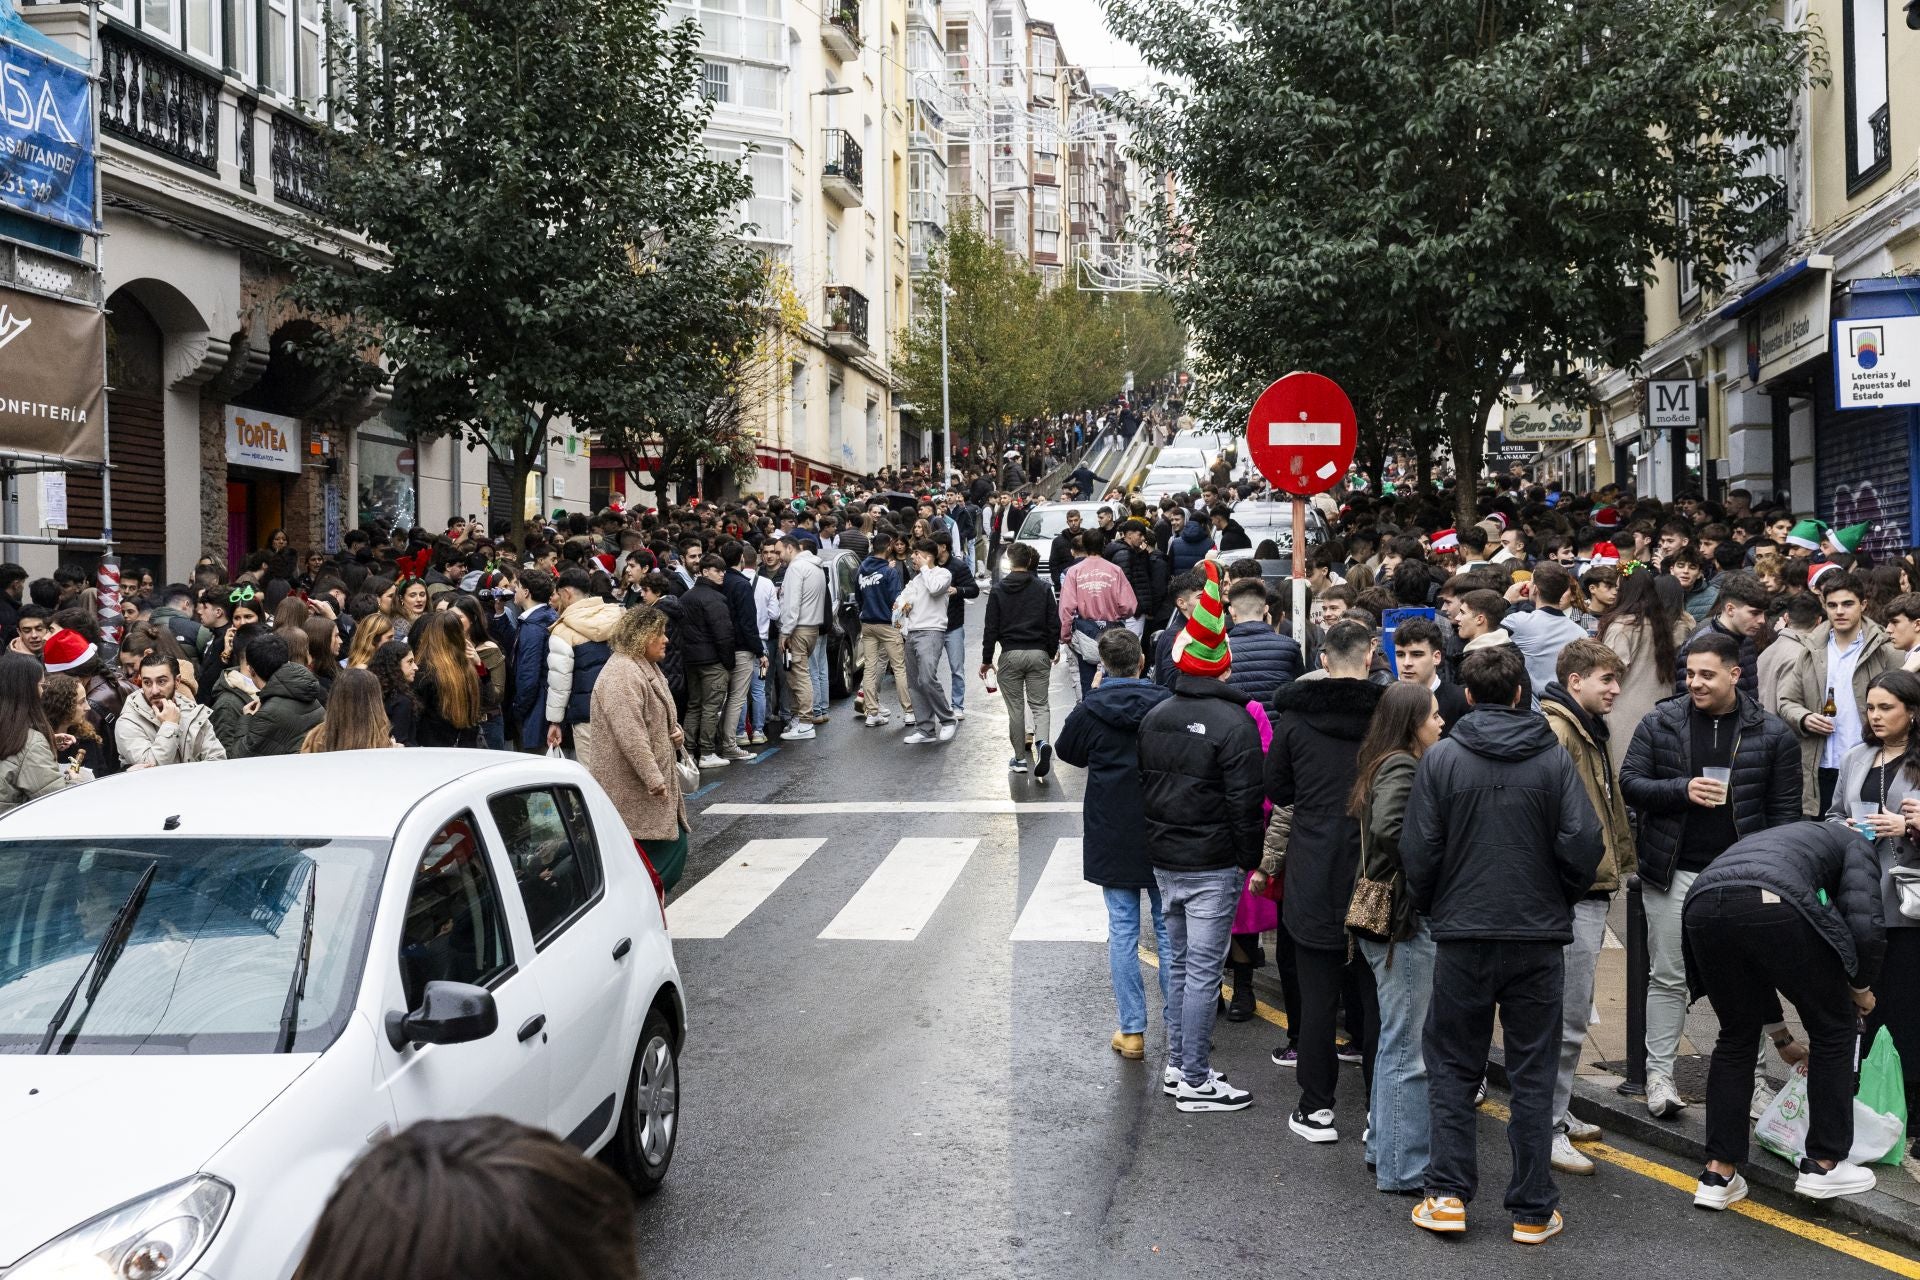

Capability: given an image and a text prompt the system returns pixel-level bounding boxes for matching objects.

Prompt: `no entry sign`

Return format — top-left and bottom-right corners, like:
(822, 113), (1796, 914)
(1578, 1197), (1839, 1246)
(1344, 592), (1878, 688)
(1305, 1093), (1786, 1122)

(1245, 372), (1358, 497)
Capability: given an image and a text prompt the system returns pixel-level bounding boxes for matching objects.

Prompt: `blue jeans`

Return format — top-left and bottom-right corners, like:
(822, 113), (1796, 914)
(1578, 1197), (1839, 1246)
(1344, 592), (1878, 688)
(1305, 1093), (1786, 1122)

(1104, 885), (1172, 1034)
(737, 662), (767, 737)
(808, 634), (828, 715)
(480, 716), (505, 751)
(1152, 867), (1241, 1086)
(942, 626), (967, 711)
(1358, 923), (1435, 1192)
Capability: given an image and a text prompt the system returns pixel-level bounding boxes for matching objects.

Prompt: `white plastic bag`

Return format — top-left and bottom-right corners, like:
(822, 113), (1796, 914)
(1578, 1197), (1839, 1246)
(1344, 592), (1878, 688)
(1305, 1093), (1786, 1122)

(546, 745), (567, 760)
(1754, 1066), (1903, 1166)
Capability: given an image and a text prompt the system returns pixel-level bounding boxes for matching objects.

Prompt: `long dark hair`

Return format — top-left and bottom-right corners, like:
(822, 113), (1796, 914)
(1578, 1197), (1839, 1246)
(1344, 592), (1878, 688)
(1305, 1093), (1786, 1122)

(1866, 670), (1920, 786)
(0, 651), (57, 759)
(1597, 567), (1683, 676)
(367, 640), (416, 710)
(1347, 683), (1438, 818)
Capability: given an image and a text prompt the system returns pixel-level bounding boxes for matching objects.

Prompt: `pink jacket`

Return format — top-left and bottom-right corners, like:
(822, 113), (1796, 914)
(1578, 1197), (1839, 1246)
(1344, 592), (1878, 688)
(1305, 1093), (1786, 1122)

(1057, 555), (1138, 642)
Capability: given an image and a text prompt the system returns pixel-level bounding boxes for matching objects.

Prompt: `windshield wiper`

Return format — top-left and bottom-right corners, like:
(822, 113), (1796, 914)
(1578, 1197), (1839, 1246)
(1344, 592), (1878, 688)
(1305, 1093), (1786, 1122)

(38, 862), (158, 1055)
(276, 864), (317, 1053)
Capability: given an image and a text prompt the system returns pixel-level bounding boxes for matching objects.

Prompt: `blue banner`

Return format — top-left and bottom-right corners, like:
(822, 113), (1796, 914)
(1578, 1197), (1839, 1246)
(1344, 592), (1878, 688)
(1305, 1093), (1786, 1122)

(0, 32), (95, 233)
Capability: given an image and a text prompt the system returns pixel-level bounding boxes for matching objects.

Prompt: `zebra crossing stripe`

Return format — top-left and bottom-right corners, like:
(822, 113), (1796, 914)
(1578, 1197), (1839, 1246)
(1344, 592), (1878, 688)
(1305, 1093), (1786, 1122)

(1009, 838), (1108, 942)
(818, 837), (979, 941)
(666, 837), (825, 939)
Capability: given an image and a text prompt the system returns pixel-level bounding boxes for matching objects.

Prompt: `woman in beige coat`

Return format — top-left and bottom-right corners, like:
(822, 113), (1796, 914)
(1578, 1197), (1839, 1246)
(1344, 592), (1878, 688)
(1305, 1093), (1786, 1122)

(587, 605), (690, 891)
(1597, 567), (1695, 777)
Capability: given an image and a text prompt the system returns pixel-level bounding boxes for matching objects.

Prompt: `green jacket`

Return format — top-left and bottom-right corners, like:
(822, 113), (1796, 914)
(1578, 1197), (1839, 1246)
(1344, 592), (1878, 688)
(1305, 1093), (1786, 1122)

(242, 664), (325, 757)
(206, 670), (256, 758)
(1355, 751), (1419, 942)
(0, 730), (86, 812)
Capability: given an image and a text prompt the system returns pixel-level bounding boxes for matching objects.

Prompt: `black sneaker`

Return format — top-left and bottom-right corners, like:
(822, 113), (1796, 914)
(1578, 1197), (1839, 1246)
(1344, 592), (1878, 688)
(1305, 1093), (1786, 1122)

(1032, 739), (1053, 780)
(1336, 1042), (1363, 1064)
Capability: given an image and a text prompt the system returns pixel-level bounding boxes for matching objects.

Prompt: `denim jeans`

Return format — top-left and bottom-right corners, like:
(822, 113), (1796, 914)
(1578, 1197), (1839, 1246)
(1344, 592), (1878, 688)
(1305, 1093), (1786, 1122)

(480, 716), (505, 751)
(942, 625), (967, 712)
(1644, 869), (1697, 1082)
(808, 630), (829, 715)
(1104, 885), (1172, 1034)
(737, 661), (767, 738)
(1551, 898), (1610, 1124)
(1359, 924), (1435, 1193)
(1153, 867), (1241, 1086)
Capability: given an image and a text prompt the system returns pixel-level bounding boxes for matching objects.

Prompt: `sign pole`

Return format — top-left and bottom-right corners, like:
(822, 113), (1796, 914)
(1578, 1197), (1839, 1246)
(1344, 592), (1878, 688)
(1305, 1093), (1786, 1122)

(1242, 371), (1359, 648)
(1291, 500), (1308, 642)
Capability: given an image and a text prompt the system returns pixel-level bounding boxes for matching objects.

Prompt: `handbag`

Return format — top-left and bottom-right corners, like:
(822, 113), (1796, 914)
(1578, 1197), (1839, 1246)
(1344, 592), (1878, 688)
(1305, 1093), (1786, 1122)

(674, 746), (702, 795)
(1345, 874), (1395, 937)
(1890, 864), (1920, 921)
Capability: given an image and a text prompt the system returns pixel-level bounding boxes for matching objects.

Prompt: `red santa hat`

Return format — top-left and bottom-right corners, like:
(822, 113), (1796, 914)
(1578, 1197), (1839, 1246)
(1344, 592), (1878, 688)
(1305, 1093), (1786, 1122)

(1429, 528), (1459, 554)
(1592, 506), (1622, 530)
(1587, 541), (1621, 568)
(42, 628), (96, 673)
(591, 552), (616, 576)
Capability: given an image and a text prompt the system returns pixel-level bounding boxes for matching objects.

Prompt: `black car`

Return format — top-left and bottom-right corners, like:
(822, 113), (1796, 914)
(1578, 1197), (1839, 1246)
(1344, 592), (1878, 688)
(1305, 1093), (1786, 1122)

(822, 548), (866, 699)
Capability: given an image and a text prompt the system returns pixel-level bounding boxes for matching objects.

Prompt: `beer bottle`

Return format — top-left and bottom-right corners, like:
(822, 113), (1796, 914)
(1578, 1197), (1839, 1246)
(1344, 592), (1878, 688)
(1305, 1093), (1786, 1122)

(1824, 686), (1838, 717)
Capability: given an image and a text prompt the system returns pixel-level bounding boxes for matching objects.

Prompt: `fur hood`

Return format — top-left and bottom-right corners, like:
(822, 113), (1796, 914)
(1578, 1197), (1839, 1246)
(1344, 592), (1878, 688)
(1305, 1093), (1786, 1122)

(1269, 674), (1382, 740)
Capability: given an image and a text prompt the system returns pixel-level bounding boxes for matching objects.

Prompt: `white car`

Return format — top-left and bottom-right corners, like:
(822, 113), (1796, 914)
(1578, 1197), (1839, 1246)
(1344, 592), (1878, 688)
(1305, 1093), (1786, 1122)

(1137, 466), (1206, 505)
(1001, 500), (1123, 578)
(0, 751), (684, 1280)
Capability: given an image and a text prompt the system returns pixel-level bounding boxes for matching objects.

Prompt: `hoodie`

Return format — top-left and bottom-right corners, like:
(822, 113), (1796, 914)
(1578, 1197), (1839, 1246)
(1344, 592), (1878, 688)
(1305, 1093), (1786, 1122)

(857, 554), (904, 624)
(897, 564), (952, 633)
(242, 663), (327, 757)
(545, 596), (626, 727)
(1462, 627), (1533, 704)
(1400, 704), (1604, 943)
(982, 571), (1058, 664)
(1054, 677), (1175, 886)
(1169, 519), (1210, 575)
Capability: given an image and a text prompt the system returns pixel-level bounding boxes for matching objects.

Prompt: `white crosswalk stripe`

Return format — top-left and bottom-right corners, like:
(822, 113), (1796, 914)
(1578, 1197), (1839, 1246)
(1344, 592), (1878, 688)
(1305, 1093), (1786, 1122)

(818, 837), (979, 940)
(666, 837), (825, 939)
(1009, 838), (1108, 942)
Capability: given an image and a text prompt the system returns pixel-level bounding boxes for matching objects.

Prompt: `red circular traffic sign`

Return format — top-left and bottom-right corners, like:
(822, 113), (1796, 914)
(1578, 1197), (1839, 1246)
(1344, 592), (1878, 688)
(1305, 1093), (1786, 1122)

(1244, 372), (1358, 496)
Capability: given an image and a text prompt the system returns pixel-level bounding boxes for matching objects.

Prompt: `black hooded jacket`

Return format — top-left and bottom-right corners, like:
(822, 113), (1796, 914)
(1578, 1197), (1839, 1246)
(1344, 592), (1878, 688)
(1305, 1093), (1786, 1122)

(981, 572), (1058, 663)
(1400, 705), (1605, 944)
(1138, 675), (1267, 873)
(1265, 677), (1384, 950)
(1055, 677), (1174, 887)
(1689, 820), (1886, 987)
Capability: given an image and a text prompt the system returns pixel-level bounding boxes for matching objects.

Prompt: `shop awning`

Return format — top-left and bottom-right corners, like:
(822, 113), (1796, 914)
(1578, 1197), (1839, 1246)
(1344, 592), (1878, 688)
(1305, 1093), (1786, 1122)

(1711, 254), (1833, 323)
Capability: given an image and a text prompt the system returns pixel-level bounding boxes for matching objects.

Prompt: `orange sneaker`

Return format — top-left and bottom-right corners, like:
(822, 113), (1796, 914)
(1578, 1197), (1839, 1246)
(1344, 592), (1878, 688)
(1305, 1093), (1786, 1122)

(1512, 1211), (1564, 1245)
(1412, 1196), (1466, 1234)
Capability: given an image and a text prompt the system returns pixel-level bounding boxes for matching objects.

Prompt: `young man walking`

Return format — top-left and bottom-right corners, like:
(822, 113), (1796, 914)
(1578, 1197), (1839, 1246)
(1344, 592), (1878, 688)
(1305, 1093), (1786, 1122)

(1402, 644), (1603, 1245)
(857, 539), (913, 727)
(1137, 562), (1265, 1112)
(1537, 639), (1637, 1175)
(981, 542), (1058, 779)
(897, 539), (958, 745)
(776, 533), (829, 740)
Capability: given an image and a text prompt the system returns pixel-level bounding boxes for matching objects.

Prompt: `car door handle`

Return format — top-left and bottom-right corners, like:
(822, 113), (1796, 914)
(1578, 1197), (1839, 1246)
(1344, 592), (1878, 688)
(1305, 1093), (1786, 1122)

(517, 1014), (546, 1043)
(612, 937), (632, 961)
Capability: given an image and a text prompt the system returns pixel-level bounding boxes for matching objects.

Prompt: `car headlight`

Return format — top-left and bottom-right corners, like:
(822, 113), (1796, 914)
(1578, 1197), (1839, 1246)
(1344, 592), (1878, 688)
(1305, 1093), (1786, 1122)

(10, 1175), (232, 1280)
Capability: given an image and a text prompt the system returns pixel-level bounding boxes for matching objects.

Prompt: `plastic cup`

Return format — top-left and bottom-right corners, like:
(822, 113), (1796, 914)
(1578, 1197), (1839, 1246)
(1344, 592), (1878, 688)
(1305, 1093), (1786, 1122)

(1702, 766), (1732, 805)
(1851, 800), (1879, 839)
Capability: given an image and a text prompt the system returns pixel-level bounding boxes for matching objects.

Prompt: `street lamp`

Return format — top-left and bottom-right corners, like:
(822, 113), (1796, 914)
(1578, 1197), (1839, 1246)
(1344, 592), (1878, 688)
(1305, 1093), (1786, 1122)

(940, 281), (955, 490)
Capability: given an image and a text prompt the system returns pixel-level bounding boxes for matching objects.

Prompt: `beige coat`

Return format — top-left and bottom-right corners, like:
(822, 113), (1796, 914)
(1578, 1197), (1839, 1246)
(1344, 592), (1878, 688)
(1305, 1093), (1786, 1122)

(1778, 619), (1902, 817)
(586, 653), (687, 841)
(1600, 615), (1694, 778)
(1542, 698), (1636, 892)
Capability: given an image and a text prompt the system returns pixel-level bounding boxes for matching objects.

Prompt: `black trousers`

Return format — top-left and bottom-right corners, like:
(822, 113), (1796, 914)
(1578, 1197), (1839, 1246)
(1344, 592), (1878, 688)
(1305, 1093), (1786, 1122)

(1864, 929), (1920, 1137)
(1295, 944), (1378, 1116)
(1686, 885), (1858, 1166)
(1425, 940), (1563, 1223)
(1819, 767), (1840, 819)
(1269, 918), (1305, 1046)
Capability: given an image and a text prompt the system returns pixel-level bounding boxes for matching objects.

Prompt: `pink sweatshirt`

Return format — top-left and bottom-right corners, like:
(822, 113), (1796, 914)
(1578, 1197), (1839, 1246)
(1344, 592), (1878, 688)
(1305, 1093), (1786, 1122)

(1057, 555), (1138, 642)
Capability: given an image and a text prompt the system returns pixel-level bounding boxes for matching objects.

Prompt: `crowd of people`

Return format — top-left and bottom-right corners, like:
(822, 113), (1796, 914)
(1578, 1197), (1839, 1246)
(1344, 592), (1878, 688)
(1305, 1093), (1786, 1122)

(1040, 472), (1912, 1245)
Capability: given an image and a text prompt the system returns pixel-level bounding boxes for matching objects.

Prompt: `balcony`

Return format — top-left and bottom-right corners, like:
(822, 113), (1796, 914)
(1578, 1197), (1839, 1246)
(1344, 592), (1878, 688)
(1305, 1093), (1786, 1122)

(100, 24), (220, 172)
(270, 112), (329, 212)
(823, 284), (869, 352)
(906, 0), (938, 30)
(822, 0), (861, 59)
(821, 128), (864, 208)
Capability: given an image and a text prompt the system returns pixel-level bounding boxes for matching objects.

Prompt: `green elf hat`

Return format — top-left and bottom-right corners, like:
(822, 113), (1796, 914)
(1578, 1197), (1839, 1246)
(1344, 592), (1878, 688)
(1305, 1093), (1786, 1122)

(1785, 519), (1827, 552)
(1826, 521), (1870, 555)
(1173, 560), (1232, 678)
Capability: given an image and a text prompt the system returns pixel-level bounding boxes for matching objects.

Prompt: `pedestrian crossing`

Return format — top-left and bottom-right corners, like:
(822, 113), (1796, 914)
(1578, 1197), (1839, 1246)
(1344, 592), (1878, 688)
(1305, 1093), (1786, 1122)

(666, 833), (1109, 943)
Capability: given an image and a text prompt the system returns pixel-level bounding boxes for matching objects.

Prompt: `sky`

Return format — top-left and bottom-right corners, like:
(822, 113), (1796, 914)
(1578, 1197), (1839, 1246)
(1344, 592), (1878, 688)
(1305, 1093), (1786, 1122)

(1025, 0), (1160, 91)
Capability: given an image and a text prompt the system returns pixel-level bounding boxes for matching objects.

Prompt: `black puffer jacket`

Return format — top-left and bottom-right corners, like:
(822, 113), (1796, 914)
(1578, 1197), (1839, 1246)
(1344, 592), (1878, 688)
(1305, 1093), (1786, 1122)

(1115, 545), (1169, 621)
(1138, 675), (1266, 873)
(1688, 821), (1886, 986)
(1401, 705), (1604, 943)
(1225, 621), (1303, 705)
(943, 555), (981, 631)
(1619, 691), (1801, 892)
(678, 579), (734, 668)
(1266, 676), (1383, 950)
(1055, 677), (1174, 887)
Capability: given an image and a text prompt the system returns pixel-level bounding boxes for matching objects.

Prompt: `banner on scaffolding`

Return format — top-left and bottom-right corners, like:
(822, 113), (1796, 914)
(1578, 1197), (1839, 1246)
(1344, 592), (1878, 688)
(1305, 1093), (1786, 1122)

(0, 281), (105, 460)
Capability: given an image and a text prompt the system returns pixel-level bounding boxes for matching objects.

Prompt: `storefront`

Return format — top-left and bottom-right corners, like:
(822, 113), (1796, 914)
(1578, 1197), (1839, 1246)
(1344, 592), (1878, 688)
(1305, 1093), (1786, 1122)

(1821, 276), (1920, 556)
(221, 405), (301, 569)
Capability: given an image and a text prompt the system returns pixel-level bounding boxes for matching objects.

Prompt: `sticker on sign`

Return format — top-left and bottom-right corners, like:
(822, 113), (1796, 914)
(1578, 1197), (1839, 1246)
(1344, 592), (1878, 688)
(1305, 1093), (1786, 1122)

(1268, 420), (1345, 448)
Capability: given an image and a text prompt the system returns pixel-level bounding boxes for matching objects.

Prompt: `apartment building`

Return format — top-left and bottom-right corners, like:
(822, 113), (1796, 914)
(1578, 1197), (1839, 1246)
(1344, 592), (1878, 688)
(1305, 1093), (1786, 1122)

(1594, 0), (1919, 547)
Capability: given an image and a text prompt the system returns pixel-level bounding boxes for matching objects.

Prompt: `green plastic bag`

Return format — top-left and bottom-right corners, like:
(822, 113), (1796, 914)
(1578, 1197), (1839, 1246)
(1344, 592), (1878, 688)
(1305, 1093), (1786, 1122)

(1856, 1026), (1909, 1167)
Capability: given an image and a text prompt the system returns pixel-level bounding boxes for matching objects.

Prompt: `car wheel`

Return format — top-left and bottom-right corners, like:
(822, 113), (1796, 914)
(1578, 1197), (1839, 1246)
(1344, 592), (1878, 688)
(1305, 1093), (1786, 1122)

(839, 628), (861, 699)
(827, 631), (849, 699)
(614, 1009), (679, 1195)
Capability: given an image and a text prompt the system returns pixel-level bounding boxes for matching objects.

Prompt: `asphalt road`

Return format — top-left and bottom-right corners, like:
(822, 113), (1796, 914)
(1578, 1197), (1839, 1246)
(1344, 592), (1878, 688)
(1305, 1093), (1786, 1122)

(632, 596), (1920, 1280)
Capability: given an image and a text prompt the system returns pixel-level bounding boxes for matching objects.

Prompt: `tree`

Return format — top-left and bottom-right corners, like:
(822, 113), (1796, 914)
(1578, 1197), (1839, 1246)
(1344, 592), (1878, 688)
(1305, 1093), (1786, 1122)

(1105, 0), (1815, 526)
(285, 0), (759, 545)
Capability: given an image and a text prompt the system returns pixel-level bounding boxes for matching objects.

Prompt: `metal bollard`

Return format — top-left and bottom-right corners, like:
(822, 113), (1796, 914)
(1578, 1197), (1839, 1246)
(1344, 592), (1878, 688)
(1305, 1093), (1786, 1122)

(1619, 874), (1648, 1098)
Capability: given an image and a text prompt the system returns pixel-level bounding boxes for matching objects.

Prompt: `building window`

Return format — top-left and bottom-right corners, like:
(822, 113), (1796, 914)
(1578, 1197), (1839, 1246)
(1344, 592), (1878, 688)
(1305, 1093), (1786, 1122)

(296, 0), (323, 103)
(224, 0), (255, 80)
(357, 430), (416, 536)
(1843, 0), (1890, 192)
(142, 0), (180, 44)
(263, 0), (291, 97)
(185, 0), (218, 62)
(672, 0), (784, 117)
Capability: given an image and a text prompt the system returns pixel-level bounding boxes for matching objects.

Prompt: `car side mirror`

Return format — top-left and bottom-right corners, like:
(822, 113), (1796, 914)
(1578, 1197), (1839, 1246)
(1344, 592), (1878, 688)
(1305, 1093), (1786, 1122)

(385, 980), (499, 1051)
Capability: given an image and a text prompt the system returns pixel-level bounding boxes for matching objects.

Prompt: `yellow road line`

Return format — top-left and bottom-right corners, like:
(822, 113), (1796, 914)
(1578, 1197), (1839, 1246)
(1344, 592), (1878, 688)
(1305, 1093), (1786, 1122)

(1141, 946), (1920, 1274)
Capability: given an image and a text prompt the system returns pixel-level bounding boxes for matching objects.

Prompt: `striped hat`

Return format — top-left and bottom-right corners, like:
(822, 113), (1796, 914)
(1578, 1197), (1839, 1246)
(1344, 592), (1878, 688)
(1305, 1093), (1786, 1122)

(1173, 560), (1232, 678)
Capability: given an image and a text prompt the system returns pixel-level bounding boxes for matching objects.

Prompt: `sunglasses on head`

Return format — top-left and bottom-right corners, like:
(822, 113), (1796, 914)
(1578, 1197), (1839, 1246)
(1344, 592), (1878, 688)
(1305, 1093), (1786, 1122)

(228, 585), (257, 605)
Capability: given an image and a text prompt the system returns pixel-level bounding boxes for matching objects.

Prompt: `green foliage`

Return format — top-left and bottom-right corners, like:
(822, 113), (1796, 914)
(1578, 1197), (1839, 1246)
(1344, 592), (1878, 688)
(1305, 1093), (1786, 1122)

(1105, 0), (1816, 522)
(284, 0), (761, 541)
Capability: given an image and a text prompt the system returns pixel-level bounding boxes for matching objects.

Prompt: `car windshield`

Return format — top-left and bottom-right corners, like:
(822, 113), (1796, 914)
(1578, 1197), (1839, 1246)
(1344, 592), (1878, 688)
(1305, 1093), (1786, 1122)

(1154, 449), (1207, 471)
(1232, 504), (1313, 553)
(0, 838), (387, 1055)
(1019, 508), (1099, 539)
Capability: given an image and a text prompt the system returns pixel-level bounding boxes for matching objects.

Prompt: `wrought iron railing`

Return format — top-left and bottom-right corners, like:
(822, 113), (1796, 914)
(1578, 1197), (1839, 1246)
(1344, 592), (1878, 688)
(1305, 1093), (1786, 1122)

(100, 24), (219, 172)
(822, 128), (863, 195)
(824, 284), (869, 345)
(270, 112), (329, 213)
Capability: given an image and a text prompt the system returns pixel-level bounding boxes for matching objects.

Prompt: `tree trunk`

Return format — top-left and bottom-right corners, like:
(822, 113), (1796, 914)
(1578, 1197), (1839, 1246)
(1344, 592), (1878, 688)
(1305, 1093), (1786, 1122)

(1452, 414), (1483, 533)
(508, 451), (535, 552)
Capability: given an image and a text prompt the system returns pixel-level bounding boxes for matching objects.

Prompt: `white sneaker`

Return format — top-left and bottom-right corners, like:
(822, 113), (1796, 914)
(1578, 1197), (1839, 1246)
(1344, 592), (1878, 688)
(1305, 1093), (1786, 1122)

(783, 723), (816, 740)
(1474, 1077), (1488, 1107)
(936, 722), (958, 742)
(1646, 1074), (1686, 1119)
(696, 752), (728, 769)
(955, 707), (966, 720)
(1550, 1132), (1595, 1175)
(1561, 1114), (1601, 1142)
(865, 713), (890, 727)
(721, 744), (753, 761)
(1175, 1076), (1252, 1113)
(1693, 1170), (1748, 1210)
(902, 730), (937, 744)
(1288, 1106), (1338, 1142)
(1162, 1065), (1228, 1096)
(1795, 1158), (1876, 1200)
(1750, 1080), (1776, 1120)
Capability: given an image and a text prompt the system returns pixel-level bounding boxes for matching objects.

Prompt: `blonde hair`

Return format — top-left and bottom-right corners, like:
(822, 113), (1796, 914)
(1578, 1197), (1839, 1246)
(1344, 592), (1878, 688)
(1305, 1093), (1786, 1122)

(347, 612), (393, 667)
(301, 668), (395, 752)
(612, 604), (664, 659)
